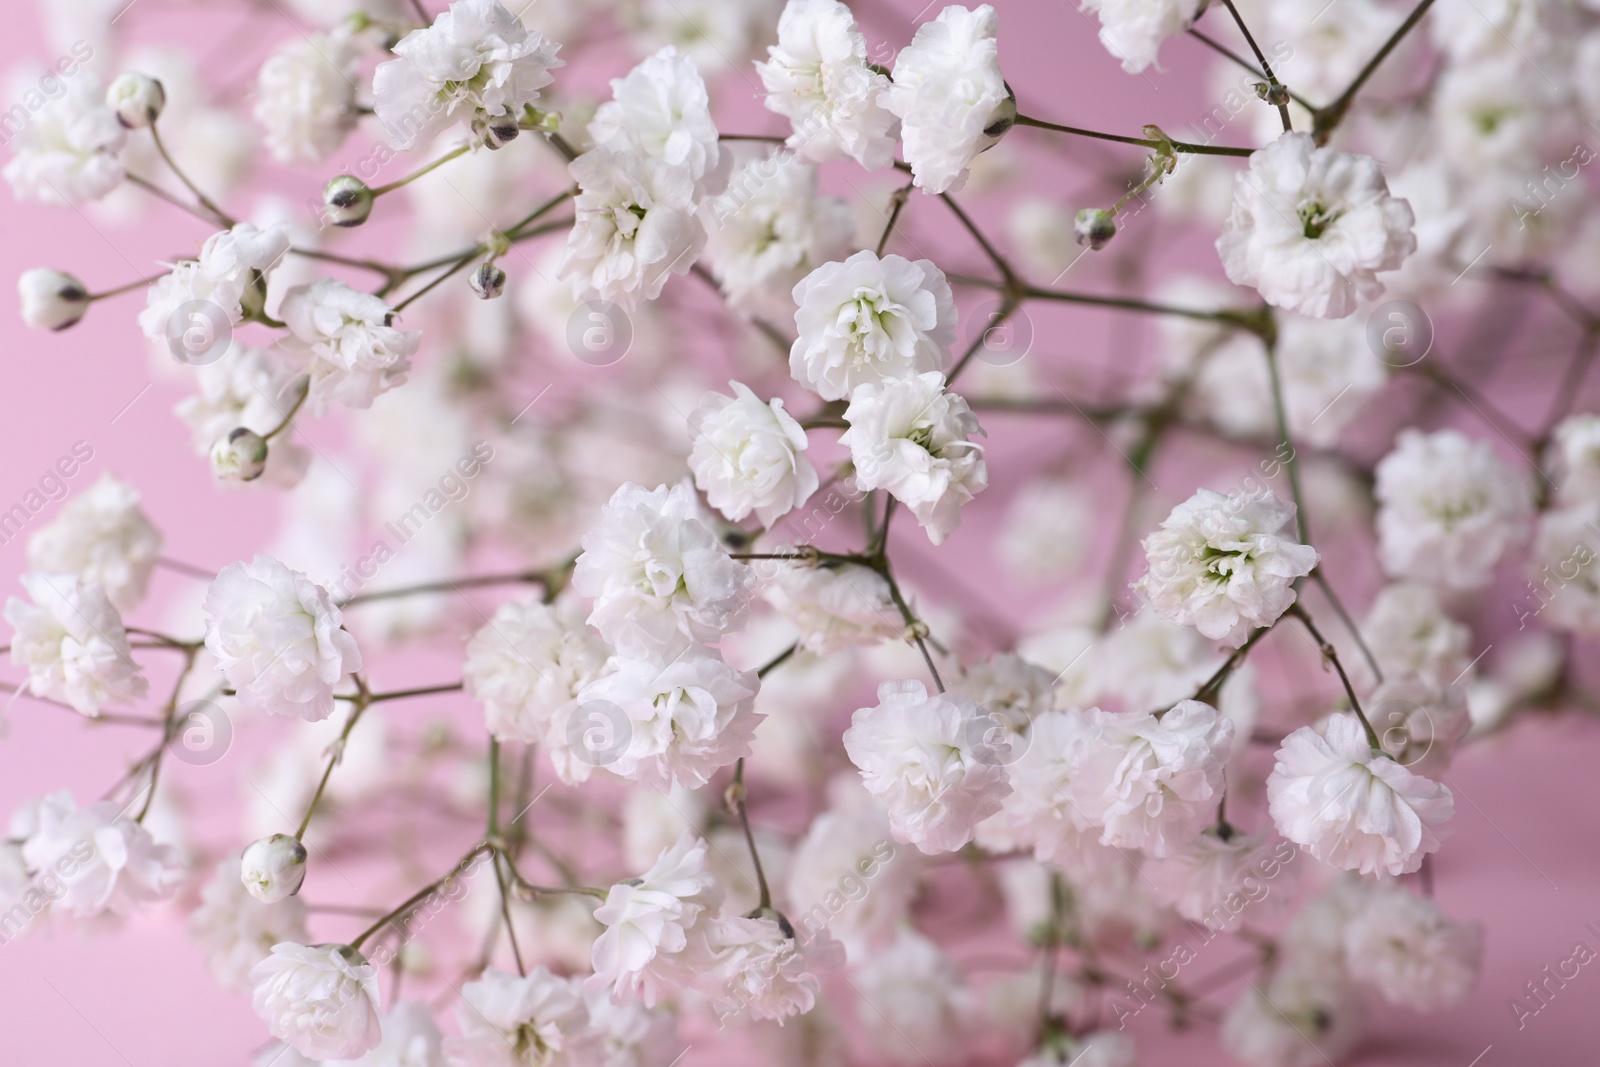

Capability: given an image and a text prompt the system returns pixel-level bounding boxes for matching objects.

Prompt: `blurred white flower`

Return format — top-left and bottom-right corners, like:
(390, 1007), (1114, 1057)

(702, 152), (854, 321)
(1375, 429), (1531, 590)
(19, 790), (182, 919)
(203, 555), (362, 721)
(190, 856), (310, 993)
(1342, 881), (1482, 1011)
(705, 913), (845, 1022)
(443, 967), (591, 1067)
(3, 73), (125, 204)
(853, 929), (975, 1065)
(27, 472), (161, 612)
(463, 593), (610, 745)
(1221, 965), (1364, 1067)
(1081, 0), (1204, 72)
(251, 943), (382, 1060)
(1143, 830), (1298, 932)
(1362, 583), (1472, 687)
(5, 572), (146, 716)
(254, 30), (361, 165)
(762, 562), (902, 654)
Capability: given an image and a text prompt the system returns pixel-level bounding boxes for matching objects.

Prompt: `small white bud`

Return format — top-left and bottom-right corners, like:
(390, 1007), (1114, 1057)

(1074, 208), (1117, 250)
(211, 427), (269, 482)
(18, 269), (90, 330)
(107, 73), (166, 128)
(239, 833), (307, 903)
(323, 175), (374, 227)
(469, 262), (506, 300)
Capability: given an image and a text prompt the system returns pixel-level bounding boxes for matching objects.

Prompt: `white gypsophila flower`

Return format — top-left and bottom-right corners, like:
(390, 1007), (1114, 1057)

(254, 30), (361, 165)
(1527, 504), (1600, 636)
(785, 797), (915, 958)
(704, 913), (846, 1023)
(1549, 413), (1600, 505)
(372, 0), (562, 150)
(882, 5), (1012, 195)
(565, 649), (761, 789)
(4, 572), (146, 716)
(702, 152), (855, 321)
(589, 47), (723, 194)
(1221, 965), (1364, 1067)
(463, 593), (610, 745)
(1217, 132), (1416, 319)
(689, 381), (819, 527)
(276, 279), (420, 414)
(761, 562), (902, 654)
(1069, 700), (1234, 857)
(789, 250), (957, 401)
(588, 833), (724, 1007)
(853, 929), (975, 1065)
(177, 346), (312, 488)
(843, 679), (1012, 854)
(18, 268), (90, 330)
(572, 482), (756, 657)
(251, 942), (383, 1061)
(346, 1000), (444, 1067)
(841, 372), (987, 545)
(2, 72), (125, 204)
(240, 834), (309, 904)
(756, 0), (898, 168)
(26, 472), (161, 612)
(1361, 583), (1472, 687)
(1260, 0), (1409, 102)
(559, 146), (705, 309)
(1267, 711), (1454, 876)
(1341, 883), (1483, 1011)
(1374, 429), (1532, 591)
(138, 221), (293, 344)
(203, 555), (363, 721)
(443, 967), (592, 1067)
(581, 988), (676, 1067)
(189, 856), (310, 994)
(1080, 0), (1204, 73)
(19, 790), (182, 918)
(1134, 487), (1318, 648)
(1366, 675), (1471, 779)
(979, 710), (1109, 873)
(1143, 830), (1298, 933)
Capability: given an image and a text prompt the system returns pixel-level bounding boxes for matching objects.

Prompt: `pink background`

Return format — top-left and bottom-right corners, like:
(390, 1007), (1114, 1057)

(0, 0), (1597, 1063)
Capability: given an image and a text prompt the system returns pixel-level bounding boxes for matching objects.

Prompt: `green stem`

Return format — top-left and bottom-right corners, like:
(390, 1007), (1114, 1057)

(1013, 114), (1255, 157)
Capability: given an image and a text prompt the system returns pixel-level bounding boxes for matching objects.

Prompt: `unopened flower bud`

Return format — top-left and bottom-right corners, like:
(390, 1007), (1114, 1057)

(211, 427), (269, 482)
(18, 269), (90, 330)
(469, 262), (506, 300)
(1074, 208), (1117, 250)
(240, 833), (307, 902)
(475, 114), (520, 149)
(323, 175), (373, 227)
(107, 73), (165, 128)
